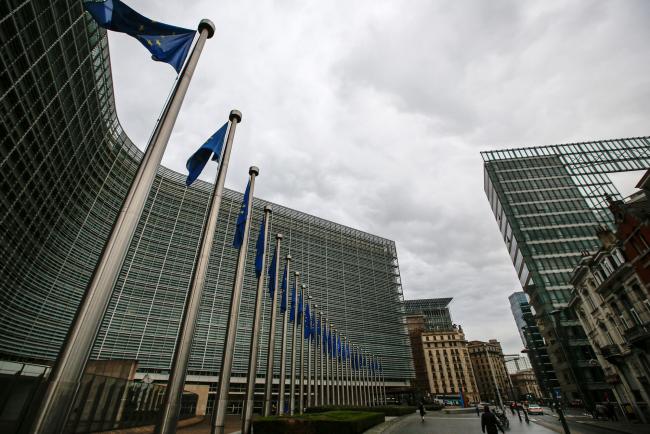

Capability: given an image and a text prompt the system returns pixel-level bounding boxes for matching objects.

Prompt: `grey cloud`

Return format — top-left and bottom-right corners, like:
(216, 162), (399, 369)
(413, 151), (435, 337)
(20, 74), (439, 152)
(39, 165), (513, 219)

(109, 0), (650, 354)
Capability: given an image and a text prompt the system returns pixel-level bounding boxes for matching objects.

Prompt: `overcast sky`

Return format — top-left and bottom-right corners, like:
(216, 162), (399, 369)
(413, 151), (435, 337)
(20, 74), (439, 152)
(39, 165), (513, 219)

(108, 0), (650, 354)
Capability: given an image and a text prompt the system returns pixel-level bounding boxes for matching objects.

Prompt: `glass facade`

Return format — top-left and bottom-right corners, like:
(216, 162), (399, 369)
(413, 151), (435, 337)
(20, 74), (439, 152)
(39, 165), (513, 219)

(0, 0), (413, 386)
(404, 298), (453, 331)
(482, 139), (650, 400)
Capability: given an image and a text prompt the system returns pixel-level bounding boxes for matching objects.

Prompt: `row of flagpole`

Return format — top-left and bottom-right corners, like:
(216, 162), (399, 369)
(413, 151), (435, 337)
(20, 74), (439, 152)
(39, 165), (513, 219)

(29, 3), (388, 434)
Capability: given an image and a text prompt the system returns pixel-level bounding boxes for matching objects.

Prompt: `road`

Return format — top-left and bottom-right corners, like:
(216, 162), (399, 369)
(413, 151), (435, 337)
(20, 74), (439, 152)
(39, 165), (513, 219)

(383, 411), (556, 434)
(382, 408), (639, 434)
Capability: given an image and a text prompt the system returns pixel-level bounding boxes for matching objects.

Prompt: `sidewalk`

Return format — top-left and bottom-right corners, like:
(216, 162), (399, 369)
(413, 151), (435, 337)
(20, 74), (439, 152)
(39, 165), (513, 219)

(573, 419), (650, 434)
(540, 407), (649, 434)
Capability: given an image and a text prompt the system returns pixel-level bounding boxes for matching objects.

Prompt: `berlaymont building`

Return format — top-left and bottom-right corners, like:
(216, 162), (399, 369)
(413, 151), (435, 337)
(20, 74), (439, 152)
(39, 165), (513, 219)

(0, 0), (414, 422)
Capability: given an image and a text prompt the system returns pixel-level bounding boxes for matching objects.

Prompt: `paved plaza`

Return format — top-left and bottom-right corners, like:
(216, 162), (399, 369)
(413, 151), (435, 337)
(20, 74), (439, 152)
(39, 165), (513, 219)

(377, 408), (649, 434)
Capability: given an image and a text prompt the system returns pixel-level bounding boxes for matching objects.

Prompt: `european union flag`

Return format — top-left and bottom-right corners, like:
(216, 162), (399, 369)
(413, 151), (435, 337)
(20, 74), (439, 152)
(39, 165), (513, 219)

(83, 0), (196, 73)
(233, 180), (251, 249)
(185, 122), (228, 186)
(280, 267), (287, 313)
(289, 282), (296, 323)
(316, 318), (321, 338)
(254, 215), (267, 278)
(304, 302), (311, 339)
(337, 335), (341, 359)
(297, 290), (303, 320)
(310, 314), (316, 342)
(327, 330), (332, 357)
(267, 245), (277, 300)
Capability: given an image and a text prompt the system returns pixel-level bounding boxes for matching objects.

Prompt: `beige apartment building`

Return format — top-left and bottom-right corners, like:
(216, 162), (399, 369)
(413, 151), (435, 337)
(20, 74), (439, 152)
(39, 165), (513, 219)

(407, 314), (480, 405)
(510, 369), (543, 400)
(468, 339), (512, 405)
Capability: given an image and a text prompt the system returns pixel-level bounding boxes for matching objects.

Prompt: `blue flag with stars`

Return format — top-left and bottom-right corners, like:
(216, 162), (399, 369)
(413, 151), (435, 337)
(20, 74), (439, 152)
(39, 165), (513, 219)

(254, 215), (267, 278)
(327, 329), (333, 357)
(233, 180), (251, 249)
(83, 0), (196, 73)
(298, 289), (303, 320)
(289, 281), (296, 323)
(304, 302), (311, 339)
(267, 246), (277, 300)
(280, 266), (287, 313)
(185, 122), (228, 186)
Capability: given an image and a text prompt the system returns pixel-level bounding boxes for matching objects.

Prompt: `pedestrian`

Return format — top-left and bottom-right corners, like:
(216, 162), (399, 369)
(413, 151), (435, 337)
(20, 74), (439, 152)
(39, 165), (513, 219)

(418, 401), (426, 422)
(482, 406), (505, 434)
(510, 402), (515, 415)
(606, 402), (617, 421)
(476, 404), (480, 416)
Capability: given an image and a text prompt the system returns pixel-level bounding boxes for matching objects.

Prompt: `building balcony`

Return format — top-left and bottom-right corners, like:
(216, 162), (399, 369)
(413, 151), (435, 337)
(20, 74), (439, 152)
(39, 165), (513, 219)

(624, 322), (650, 347)
(599, 344), (623, 363)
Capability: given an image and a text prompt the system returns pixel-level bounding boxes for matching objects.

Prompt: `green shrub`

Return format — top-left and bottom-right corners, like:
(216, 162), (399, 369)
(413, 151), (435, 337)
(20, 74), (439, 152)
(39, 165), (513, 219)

(305, 405), (416, 416)
(253, 411), (384, 434)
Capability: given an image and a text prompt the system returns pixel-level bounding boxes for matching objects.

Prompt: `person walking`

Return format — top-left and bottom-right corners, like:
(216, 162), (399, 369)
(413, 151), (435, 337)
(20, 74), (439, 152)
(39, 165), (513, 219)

(418, 401), (426, 422)
(482, 406), (505, 434)
(476, 404), (481, 416)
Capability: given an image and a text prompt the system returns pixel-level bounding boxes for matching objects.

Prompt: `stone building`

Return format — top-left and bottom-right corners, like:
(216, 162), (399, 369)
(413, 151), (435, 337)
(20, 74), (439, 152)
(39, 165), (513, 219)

(468, 339), (512, 405)
(405, 298), (480, 405)
(510, 369), (543, 401)
(569, 177), (650, 422)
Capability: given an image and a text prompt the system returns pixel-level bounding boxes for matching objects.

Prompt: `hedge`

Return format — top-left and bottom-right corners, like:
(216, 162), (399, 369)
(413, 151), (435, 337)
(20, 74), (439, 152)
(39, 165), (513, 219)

(305, 405), (416, 416)
(252, 410), (384, 434)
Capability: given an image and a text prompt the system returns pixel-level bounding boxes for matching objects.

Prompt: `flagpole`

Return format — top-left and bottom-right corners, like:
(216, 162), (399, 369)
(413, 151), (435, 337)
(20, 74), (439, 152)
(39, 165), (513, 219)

(263, 234), (283, 416)
(350, 343), (356, 406)
(335, 329), (341, 406)
(327, 323), (336, 405)
(341, 336), (350, 405)
(298, 284), (306, 413)
(361, 349), (367, 406)
(365, 351), (372, 406)
(155, 109), (240, 434)
(306, 294), (313, 410)
(241, 206), (272, 434)
(278, 255), (291, 415)
(211, 166), (259, 434)
(352, 344), (361, 407)
(381, 357), (388, 405)
(30, 19), (215, 434)
(318, 311), (324, 407)
(372, 355), (377, 406)
(324, 318), (330, 405)
(289, 272), (300, 415)
(312, 304), (319, 408)
(370, 354), (375, 406)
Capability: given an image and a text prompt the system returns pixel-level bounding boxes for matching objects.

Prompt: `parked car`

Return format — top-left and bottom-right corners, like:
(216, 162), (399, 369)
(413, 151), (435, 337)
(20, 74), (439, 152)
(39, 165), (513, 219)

(527, 404), (544, 415)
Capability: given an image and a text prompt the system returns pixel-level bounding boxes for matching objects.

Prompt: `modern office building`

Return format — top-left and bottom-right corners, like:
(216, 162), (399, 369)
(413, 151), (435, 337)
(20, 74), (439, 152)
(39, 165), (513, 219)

(482, 139), (650, 404)
(0, 0), (414, 415)
(509, 291), (557, 397)
(406, 316), (480, 404)
(509, 292), (532, 345)
(504, 354), (532, 375)
(468, 339), (512, 404)
(404, 298), (454, 331)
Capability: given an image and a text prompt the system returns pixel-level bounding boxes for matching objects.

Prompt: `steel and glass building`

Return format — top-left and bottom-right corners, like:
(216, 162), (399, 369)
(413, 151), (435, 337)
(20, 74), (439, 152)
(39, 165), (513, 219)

(483, 139), (650, 403)
(508, 291), (557, 398)
(0, 0), (414, 409)
(404, 298), (453, 331)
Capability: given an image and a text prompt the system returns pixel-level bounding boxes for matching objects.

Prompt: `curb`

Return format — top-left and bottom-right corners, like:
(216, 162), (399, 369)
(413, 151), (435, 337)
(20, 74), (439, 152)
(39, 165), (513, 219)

(363, 412), (416, 433)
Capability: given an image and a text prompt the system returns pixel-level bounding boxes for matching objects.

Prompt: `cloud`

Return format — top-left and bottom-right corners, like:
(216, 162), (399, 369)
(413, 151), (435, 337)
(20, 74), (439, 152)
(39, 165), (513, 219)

(109, 0), (650, 354)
